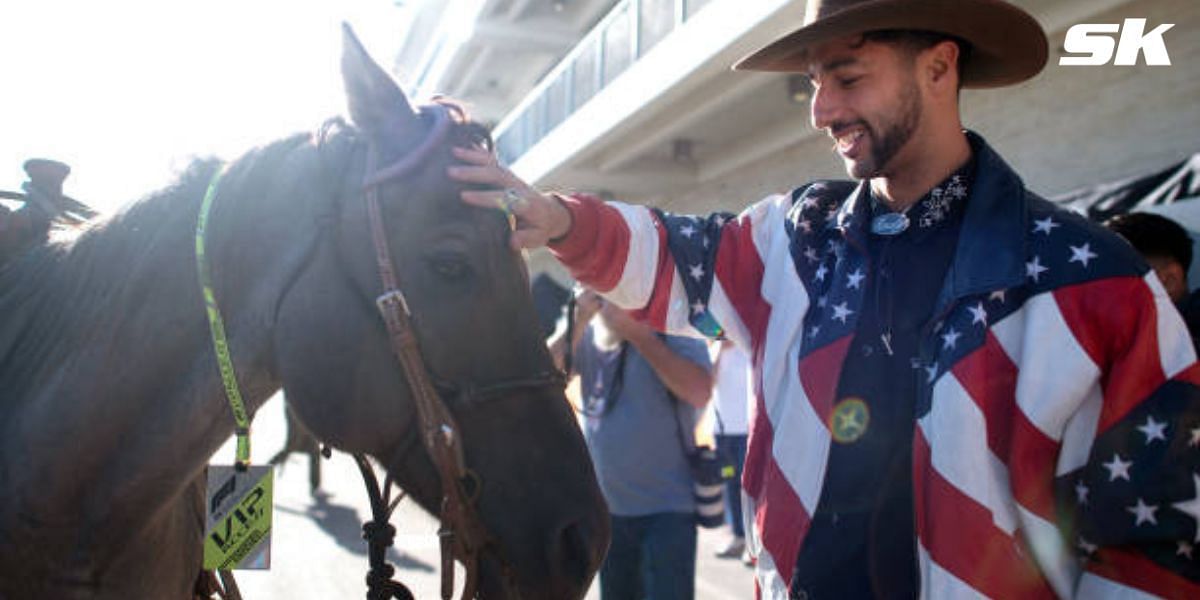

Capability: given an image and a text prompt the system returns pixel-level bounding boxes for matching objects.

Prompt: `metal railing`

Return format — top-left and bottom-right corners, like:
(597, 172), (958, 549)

(493, 0), (715, 165)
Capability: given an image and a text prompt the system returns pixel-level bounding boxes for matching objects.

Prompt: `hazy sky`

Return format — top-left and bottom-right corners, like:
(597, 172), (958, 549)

(0, 0), (415, 212)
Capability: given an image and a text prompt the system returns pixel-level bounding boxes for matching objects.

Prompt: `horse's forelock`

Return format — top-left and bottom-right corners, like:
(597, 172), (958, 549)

(427, 98), (493, 152)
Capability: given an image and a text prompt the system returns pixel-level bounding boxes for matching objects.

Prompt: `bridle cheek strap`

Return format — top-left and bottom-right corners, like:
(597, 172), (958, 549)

(361, 104), (492, 600)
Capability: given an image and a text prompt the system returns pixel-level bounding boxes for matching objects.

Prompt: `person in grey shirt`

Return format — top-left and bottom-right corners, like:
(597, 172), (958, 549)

(551, 289), (712, 600)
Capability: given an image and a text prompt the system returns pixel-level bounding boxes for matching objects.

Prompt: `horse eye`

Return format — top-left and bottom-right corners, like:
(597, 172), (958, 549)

(427, 253), (472, 281)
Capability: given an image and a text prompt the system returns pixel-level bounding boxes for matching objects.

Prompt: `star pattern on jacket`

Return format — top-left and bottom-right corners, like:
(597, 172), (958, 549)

(1063, 377), (1200, 580)
(657, 208), (737, 338)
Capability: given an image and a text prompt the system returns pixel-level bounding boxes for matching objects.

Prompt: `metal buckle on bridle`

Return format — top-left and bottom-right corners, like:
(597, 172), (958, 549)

(376, 289), (411, 316)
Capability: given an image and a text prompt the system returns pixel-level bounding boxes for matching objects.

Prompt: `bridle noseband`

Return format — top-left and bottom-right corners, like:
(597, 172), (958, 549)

(356, 102), (563, 600)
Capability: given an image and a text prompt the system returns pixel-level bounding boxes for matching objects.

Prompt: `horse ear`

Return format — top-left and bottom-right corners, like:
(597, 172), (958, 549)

(341, 23), (418, 137)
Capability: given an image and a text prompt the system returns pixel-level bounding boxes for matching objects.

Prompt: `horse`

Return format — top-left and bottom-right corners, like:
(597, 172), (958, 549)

(267, 402), (324, 496)
(0, 26), (609, 600)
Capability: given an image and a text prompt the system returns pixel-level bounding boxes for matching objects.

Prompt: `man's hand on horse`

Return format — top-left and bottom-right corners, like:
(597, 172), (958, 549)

(449, 146), (572, 251)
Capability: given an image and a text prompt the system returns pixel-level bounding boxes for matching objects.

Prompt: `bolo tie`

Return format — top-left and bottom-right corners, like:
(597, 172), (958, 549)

(871, 206), (911, 236)
(869, 197), (909, 355)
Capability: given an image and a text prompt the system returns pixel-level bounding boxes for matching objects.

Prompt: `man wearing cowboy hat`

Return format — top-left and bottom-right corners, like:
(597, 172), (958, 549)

(451, 0), (1200, 597)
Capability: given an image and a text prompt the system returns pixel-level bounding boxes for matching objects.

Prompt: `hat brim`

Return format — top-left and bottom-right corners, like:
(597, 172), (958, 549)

(733, 0), (1048, 88)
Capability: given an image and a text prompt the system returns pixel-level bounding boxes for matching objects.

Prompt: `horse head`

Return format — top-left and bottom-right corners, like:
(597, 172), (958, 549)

(271, 27), (609, 599)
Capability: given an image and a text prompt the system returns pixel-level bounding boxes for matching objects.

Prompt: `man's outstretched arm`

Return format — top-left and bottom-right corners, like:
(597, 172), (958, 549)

(448, 145), (792, 349)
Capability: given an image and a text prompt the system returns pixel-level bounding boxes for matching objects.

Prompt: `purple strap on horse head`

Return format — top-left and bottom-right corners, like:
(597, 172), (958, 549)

(361, 104), (453, 190)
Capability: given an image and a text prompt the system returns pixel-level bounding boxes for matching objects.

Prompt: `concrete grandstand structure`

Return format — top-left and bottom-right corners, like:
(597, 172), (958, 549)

(395, 0), (1199, 275)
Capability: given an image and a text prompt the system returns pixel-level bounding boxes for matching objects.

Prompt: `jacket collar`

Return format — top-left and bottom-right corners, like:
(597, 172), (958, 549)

(834, 131), (1028, 301)
(950, 131), (1028, 299)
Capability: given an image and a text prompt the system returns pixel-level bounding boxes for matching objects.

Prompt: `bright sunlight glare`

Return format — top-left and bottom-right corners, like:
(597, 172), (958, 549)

(0, 0), (415, 213)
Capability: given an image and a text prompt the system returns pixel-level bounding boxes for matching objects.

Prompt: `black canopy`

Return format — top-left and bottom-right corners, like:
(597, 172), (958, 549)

(1051, 153), (1200, 222)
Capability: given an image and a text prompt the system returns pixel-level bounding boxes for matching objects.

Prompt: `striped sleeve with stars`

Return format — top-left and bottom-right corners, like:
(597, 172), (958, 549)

(546, 190), (801, 351)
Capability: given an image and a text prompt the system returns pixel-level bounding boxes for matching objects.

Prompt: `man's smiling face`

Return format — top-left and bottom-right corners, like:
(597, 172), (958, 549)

(805, 35), (926, 180)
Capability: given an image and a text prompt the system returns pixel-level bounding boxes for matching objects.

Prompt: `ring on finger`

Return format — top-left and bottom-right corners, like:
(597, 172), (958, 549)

(494, 189), (521, 231)
(502, 188), (525, 209)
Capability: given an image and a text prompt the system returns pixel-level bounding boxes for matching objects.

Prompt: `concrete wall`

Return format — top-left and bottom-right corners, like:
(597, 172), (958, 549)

(654, 0), (1198, 215)
(966, 0), (1199, 196)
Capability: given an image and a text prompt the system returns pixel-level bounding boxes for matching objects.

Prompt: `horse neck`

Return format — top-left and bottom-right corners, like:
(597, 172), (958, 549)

(0, 144), (331, 553)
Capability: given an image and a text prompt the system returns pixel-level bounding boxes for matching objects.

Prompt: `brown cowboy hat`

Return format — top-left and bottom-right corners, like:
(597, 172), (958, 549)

(733, 0), (1048, 88)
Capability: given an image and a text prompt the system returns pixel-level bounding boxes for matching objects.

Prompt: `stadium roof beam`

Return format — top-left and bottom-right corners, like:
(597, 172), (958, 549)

(699, 113), (819, 183)
(473, 18), (577, 52)
(549, 165), (698, 197)
(596, 72), (778, 173)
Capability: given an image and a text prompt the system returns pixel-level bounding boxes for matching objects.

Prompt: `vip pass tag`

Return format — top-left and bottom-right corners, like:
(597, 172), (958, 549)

(204, 465), (274, 570)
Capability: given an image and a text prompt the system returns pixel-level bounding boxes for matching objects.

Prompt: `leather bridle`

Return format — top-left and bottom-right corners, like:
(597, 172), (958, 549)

(354, 102), (564, 600)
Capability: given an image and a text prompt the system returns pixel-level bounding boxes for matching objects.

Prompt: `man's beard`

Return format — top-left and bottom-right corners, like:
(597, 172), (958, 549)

(848, 78), (922, 179)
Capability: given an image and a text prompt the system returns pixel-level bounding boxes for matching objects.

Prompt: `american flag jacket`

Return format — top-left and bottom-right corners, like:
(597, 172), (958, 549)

(549, 133), (1200, 598)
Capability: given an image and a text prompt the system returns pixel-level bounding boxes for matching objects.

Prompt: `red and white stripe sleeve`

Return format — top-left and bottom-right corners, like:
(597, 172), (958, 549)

(548, 192), (788, 349)
(1052, 273), (1200, 598)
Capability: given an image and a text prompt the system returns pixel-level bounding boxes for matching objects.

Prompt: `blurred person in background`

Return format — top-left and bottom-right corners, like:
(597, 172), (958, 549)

(709, 339), (752, 564)
(1107, 212), (1200, 352)
(550, 289), (713, 600)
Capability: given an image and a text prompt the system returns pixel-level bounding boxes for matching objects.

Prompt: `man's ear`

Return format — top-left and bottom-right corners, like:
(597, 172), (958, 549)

(922, 40), (960, 91)
(1150, 257), (1189, 301)
(1162, 261), (1189, 300)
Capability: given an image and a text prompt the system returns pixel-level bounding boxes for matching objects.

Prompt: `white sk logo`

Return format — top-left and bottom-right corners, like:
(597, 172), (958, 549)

(1060, 18), (1175, 66)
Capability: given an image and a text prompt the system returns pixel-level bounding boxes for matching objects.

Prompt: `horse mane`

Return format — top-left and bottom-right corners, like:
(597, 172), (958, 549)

(0, 99), (491, 392)
(0, 132), (313, 390)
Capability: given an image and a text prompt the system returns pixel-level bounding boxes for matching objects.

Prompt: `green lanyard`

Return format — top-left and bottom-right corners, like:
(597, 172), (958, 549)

(195, 167), (251, 468)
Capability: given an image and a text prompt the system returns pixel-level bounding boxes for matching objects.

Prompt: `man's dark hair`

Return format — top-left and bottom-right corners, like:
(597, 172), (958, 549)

(858, 30), (973, 88)
(1106, 212), (1194, 271)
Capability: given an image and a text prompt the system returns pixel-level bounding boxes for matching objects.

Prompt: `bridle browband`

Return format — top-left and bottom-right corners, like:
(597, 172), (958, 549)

(355, 102), (563, 600)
